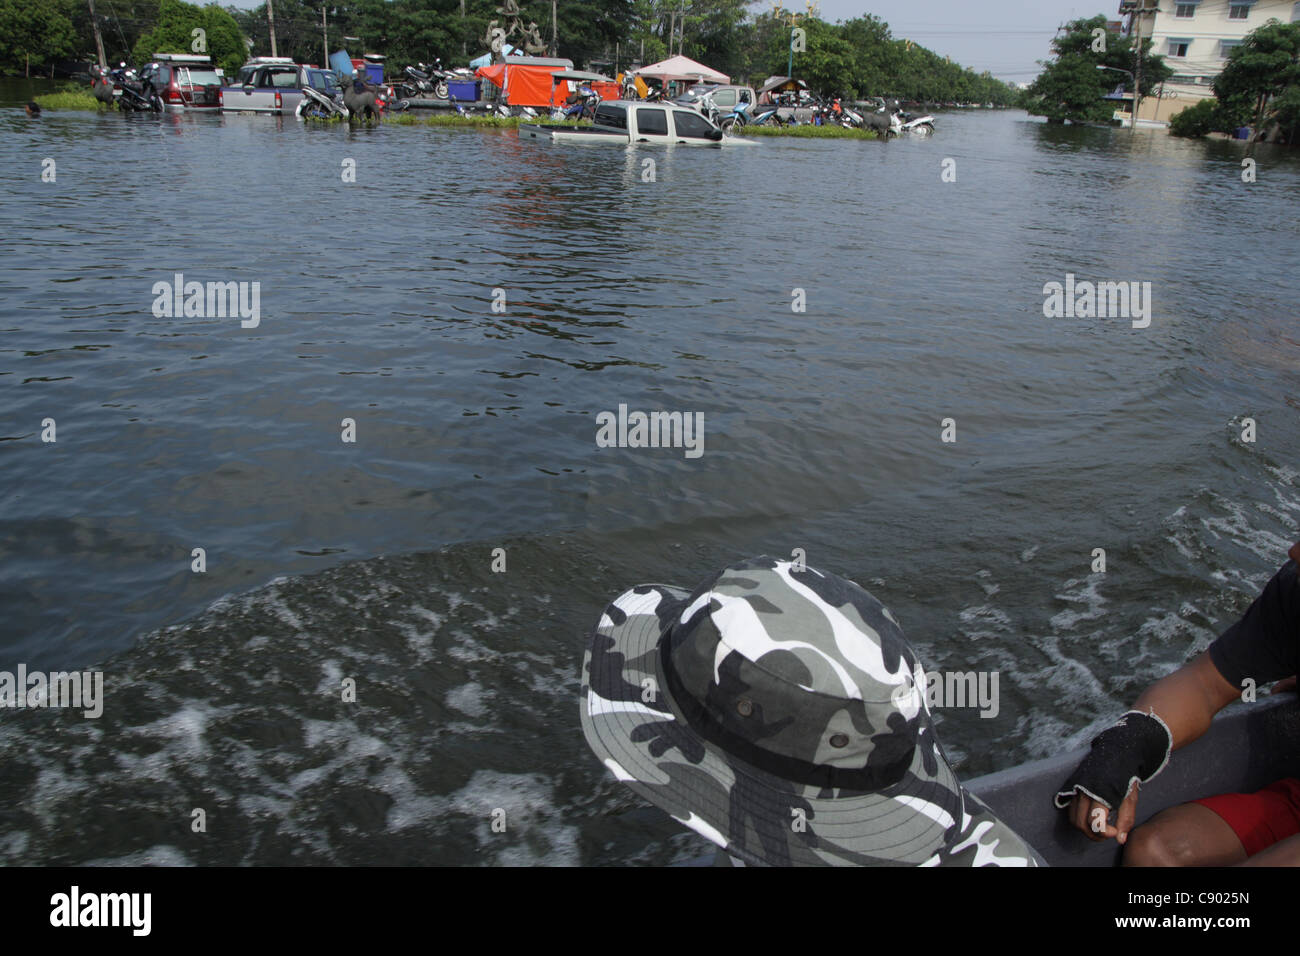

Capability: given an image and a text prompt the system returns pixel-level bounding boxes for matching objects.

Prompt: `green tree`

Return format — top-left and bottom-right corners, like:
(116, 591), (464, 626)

(133, 0), (245, 74)
(1023, 15), (1171, 124)
(229, 0), (335, 66)
(776, 15), (856, 96)
(1212, 19), (1300, 133)
(1167, 97), (1234, 137)
(0, 0), (77, 75)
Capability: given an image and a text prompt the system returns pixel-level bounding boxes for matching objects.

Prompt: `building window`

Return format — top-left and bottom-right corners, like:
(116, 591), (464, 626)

(1293, 1), (1299, 21)
(1228, 3), (1250, 19)
(1175, 3), (1196, 18)
(1220, 39), (1243, 57)
(1168, 38), (1191, 57)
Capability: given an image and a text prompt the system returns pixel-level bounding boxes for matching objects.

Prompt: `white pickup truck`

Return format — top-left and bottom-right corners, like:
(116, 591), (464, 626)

(520, 100), (724, 145)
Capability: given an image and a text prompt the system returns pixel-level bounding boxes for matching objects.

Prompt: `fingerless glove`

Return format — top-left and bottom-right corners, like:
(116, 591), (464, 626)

(1053, 710), (1173, 810)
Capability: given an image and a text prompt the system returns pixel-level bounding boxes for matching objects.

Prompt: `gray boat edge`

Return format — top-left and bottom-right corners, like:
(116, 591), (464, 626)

(674, 692), (1300, 866)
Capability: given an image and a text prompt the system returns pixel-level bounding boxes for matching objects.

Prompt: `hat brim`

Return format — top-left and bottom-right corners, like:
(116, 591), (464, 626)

(580, 584), (968, 866)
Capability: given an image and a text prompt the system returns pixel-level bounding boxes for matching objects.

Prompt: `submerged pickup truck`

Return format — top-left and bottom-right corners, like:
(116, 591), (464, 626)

(220, 58), (339, 114)
(520, 100), (724, 145)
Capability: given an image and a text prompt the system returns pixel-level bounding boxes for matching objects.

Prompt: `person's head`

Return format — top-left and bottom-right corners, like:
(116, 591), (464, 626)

(25, 102), (41, 117)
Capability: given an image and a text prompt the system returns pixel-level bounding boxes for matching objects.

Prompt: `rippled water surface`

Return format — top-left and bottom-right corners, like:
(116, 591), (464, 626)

(2, 82), (1298, 864)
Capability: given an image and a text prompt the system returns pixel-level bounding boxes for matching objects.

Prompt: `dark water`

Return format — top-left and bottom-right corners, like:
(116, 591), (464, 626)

(2, 79), (1298, 864)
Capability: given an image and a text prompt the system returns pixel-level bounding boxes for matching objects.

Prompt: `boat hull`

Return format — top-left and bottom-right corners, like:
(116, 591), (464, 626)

(675, 693), (1300, 866)
(972, 692), (1300, 866)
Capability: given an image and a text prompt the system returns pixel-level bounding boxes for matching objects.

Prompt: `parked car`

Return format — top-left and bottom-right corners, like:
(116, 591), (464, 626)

(138, 54), (222, 111)
(221, 58), (316, 114)
(673, 84), (758, 116)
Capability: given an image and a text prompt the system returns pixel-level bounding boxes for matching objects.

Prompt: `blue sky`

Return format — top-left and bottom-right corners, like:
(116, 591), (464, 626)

(814, 1), (1110, 81)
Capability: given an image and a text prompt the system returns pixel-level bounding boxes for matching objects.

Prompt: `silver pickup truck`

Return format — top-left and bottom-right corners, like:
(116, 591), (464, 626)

(220, 58), (338, 114)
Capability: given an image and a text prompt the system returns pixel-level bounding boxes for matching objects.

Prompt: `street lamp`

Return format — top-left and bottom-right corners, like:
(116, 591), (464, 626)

(1097, 64), (1138, 132)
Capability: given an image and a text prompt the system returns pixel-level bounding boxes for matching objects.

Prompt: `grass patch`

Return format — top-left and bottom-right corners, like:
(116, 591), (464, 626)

(742, 123), (879, 139)
(33, 91), (105, 111)
(418, 113), (521, 128)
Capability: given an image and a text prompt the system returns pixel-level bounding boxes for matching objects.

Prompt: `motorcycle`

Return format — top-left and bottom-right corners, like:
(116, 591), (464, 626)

(751, 106), (787, 127)
(106, 63), (161, 112)
(297, 84), (346, 120)
(551, 86), (599, 121)
(690, 91), (729, 128)
(890, 108), (936, 136)
(379, 85), (411, 112)
(400, 60), (450, 100)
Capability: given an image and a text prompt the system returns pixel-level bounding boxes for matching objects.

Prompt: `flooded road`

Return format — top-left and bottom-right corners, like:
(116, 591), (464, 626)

(2, 83), (1298, 863)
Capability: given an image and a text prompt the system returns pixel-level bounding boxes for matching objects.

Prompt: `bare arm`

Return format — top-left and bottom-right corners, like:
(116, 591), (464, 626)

(1132, 651), (1241, 749)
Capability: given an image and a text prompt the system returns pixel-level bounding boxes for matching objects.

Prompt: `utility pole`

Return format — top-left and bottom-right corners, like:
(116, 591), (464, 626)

(87, 0), (108, 70)
(322, 7), (328, 68)
(267, 0), (278, 58)
(461, 0), (466, 57)
(787, 10), (798, 78)
(1131, 1), (1155, 133)
(551, 0), (558, 57)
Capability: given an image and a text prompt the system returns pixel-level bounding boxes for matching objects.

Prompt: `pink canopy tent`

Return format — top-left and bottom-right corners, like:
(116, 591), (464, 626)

(632, 54), (729, 84)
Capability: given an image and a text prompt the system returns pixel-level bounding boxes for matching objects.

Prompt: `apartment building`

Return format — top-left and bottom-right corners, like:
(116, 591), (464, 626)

(1119, 0), (1299, 125)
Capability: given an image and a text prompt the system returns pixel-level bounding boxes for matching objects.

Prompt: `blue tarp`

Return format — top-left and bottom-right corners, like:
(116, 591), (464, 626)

(330, 50), (355, 77)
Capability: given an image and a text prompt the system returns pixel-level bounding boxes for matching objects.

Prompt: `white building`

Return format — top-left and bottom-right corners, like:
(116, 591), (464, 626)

(1120, 0), (1300, 125)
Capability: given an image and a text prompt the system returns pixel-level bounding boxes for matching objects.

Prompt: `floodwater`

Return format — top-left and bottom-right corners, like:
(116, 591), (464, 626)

(1, 79), (1298, 864)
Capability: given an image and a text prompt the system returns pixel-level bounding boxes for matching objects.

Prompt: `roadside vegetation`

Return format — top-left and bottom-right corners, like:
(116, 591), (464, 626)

(1169, 19), (1300, 141)
(32, 90), (104, 110)
(1019, 15), (1171, 125)
(741, 123), (879, 139)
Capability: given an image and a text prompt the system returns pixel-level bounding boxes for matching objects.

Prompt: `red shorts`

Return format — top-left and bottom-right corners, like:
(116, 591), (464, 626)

(1193, 778), (1300, 857)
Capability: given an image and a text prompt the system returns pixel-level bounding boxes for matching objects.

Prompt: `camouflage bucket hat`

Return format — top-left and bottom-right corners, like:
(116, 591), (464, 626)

(580, 555), (1042, 866)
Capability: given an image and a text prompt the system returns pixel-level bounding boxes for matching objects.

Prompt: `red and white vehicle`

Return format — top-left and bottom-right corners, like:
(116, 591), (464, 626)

(138, 54), (223, 111)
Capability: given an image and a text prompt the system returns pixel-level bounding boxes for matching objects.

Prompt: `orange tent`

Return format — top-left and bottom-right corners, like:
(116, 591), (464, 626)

(475, 57), (574, 108)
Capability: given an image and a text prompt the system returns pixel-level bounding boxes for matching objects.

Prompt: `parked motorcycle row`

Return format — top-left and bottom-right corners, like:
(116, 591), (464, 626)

(688, 88), (935, 138)
(394, 59), (477, 101)
(89, 64), (163, 112)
